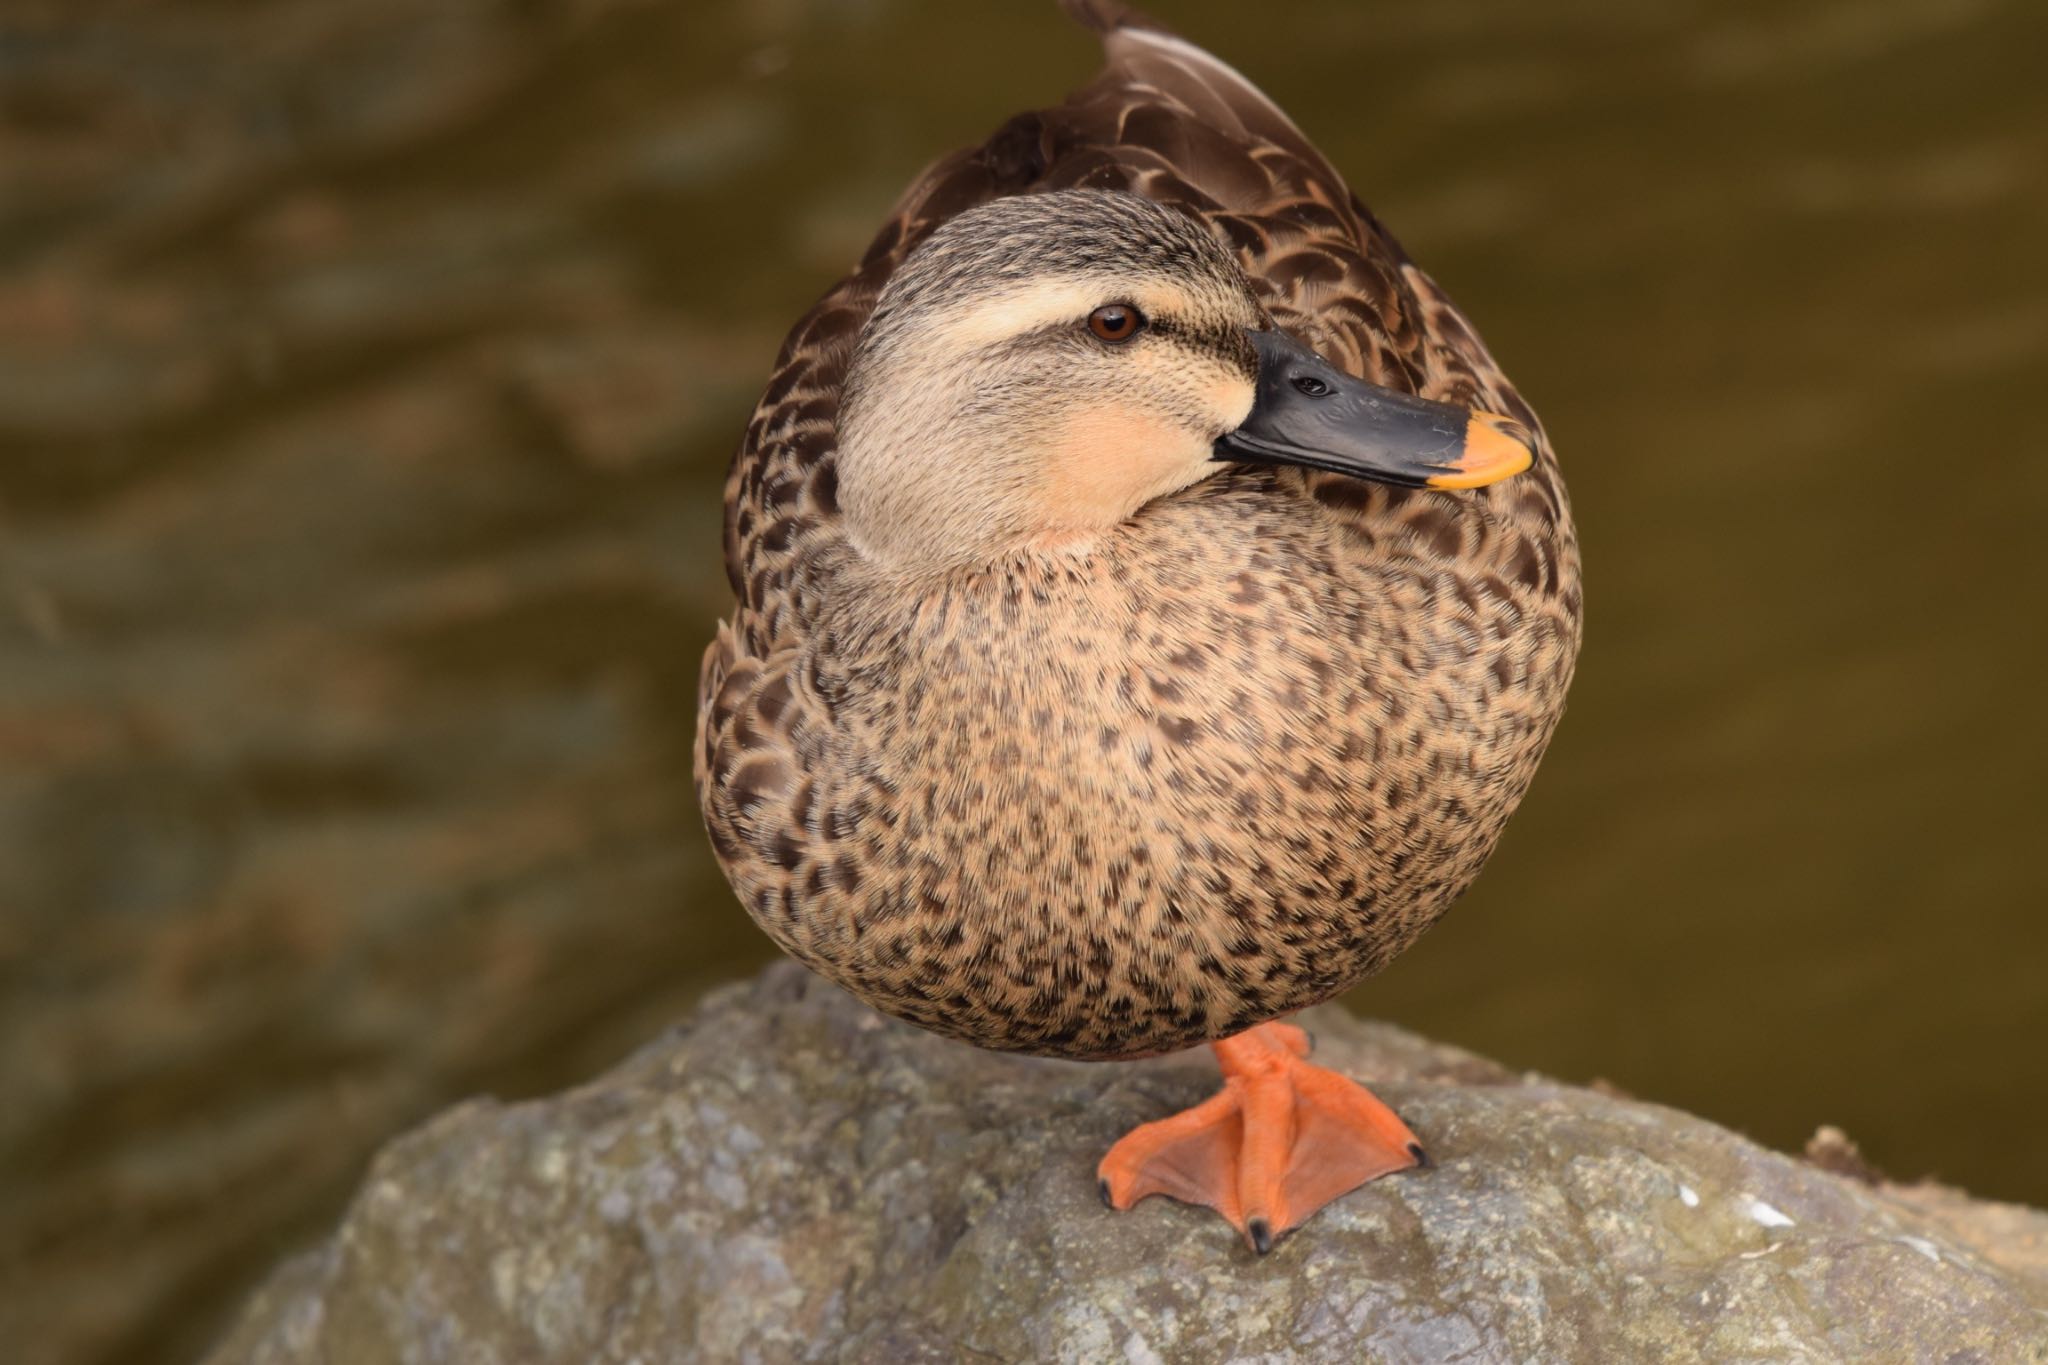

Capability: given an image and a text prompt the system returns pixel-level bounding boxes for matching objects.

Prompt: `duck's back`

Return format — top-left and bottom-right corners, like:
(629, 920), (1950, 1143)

(698, 2), (1582, 1059)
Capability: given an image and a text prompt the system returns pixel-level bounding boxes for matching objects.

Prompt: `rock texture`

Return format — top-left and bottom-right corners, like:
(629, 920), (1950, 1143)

(209, 965), (2048, 1365)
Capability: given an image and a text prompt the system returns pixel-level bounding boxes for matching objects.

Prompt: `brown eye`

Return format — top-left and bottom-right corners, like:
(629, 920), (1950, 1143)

(1087, 303), (1145, 343)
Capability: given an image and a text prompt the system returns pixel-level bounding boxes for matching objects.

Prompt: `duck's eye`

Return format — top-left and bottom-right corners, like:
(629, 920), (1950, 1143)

(1087, 304), (1145, 344)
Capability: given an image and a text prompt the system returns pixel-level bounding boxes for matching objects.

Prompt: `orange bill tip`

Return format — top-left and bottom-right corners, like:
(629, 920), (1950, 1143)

(1425, 412), (1536, 490)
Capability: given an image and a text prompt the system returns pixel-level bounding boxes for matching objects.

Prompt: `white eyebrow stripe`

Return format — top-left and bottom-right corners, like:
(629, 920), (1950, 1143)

(926, 278), (1187, 351)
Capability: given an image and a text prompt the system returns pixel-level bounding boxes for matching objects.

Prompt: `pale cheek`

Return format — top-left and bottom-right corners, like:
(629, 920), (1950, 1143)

(1039, 408), (1212, 531)
(1212, 373), (1256, 431)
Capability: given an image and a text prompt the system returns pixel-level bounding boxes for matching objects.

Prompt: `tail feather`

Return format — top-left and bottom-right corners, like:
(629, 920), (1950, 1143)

(1058, 0), (1161, 36)
(1061, 1), (1342, 190)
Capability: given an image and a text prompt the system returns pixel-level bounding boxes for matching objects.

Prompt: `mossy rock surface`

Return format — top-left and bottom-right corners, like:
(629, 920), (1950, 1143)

(209, 964), (2048, 1364)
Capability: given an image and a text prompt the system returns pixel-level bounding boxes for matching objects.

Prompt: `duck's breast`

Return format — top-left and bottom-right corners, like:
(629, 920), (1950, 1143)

(739, 471), (1563, 1059)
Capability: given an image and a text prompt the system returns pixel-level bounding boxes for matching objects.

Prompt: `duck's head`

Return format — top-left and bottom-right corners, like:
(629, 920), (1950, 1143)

(837, 189), (1532, 574)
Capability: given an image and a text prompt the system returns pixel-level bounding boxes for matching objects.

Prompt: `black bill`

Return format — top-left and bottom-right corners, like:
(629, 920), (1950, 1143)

(1215, 328), (1534, 490)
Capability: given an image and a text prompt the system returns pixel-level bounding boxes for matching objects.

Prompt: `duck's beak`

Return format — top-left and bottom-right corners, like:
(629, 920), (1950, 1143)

(1214, 329), (1534, 490)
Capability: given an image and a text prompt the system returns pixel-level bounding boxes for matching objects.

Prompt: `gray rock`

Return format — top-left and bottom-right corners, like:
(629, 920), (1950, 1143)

(208, 965), (2048, 1364)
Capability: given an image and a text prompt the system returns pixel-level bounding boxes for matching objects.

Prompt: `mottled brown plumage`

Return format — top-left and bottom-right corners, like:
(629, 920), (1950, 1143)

(696, 3), (1581, 1067)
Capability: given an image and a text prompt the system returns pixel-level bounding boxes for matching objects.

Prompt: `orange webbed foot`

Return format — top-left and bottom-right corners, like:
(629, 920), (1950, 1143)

(1097, 1020), (1424, 1253)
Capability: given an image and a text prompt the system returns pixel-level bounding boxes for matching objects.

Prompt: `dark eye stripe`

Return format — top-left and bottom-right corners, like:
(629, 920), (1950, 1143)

(1147, 317), (1258, 375)
(992, 313), (1247, 368)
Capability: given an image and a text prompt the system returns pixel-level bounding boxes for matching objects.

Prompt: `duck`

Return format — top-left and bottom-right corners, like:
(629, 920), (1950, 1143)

(696, 0), (1582, 1254)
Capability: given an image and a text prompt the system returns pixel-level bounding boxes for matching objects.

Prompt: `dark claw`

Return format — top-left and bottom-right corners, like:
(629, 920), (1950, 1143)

(1098, 1178), (1115, 1209)
(1408, 1141), (1431, 1169)
(1247, 1217), (1274, 1255)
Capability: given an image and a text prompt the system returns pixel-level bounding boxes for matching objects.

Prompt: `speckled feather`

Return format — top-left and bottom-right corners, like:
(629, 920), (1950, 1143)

(696, 1), (1582, 1060)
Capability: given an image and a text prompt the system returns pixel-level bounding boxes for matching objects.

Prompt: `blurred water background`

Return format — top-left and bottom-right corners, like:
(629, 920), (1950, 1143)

(2, 0), (2044, 1361)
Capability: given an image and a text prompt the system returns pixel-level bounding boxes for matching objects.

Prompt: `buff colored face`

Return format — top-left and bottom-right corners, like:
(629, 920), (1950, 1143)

(837, 265), (1265, 570)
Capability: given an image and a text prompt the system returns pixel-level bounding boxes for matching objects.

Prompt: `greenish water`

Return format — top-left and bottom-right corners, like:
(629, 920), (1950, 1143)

(3, 2), (2045, 1360)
